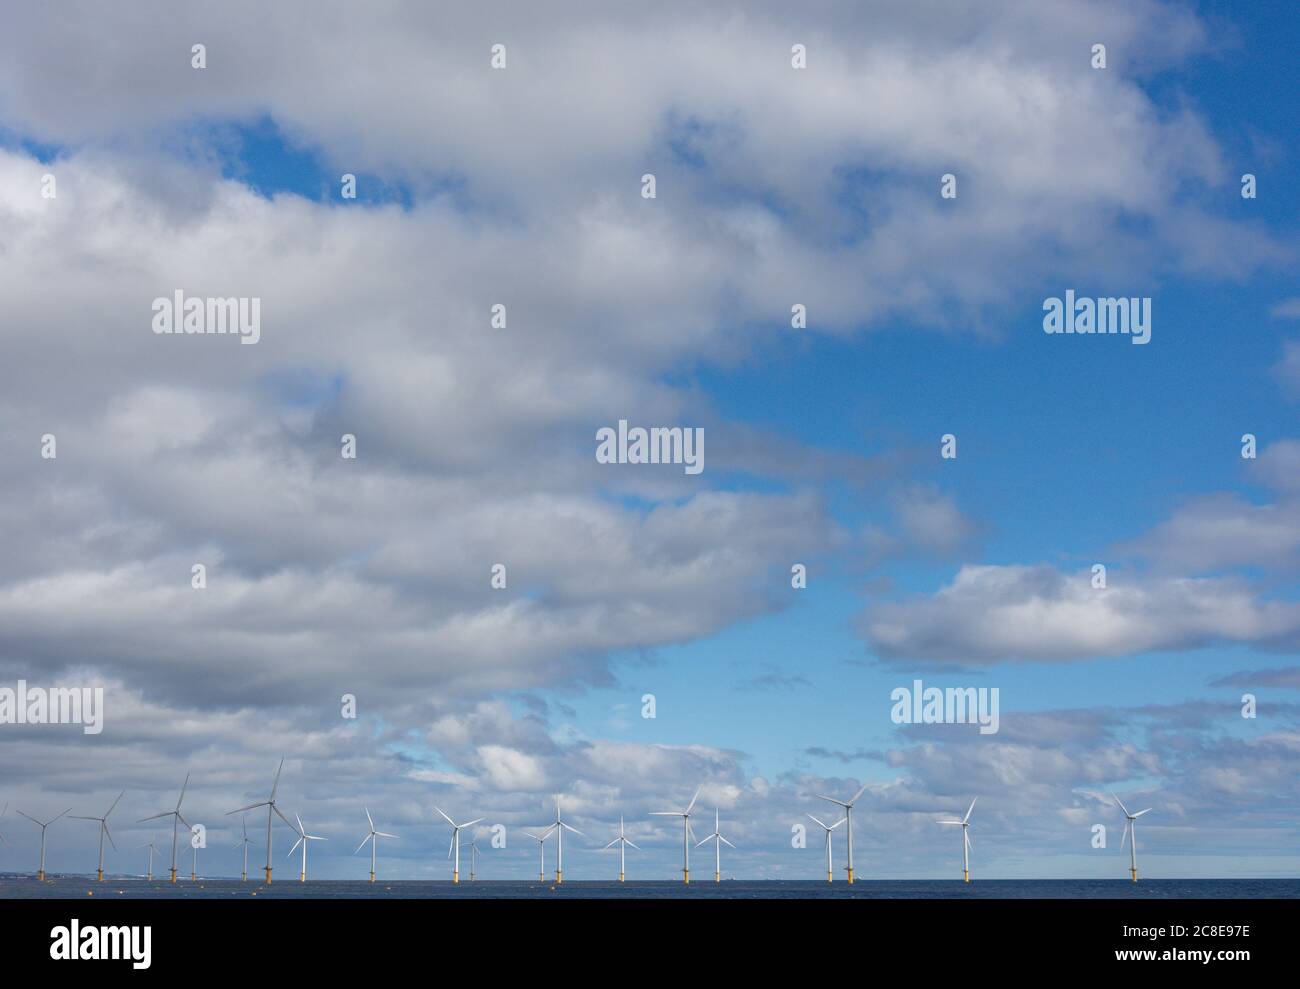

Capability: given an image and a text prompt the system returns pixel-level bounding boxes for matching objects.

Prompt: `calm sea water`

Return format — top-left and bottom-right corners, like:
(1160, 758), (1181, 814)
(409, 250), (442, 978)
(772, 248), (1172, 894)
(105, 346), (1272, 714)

(1, 877), (1295, 899)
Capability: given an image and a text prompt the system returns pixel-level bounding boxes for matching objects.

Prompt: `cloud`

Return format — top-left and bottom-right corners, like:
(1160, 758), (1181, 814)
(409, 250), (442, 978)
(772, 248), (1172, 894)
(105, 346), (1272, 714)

(862, 564), (1300, 663)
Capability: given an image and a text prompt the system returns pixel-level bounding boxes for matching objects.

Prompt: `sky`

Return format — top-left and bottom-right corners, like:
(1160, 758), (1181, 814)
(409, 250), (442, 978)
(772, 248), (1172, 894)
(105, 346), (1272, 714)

(0, 0), (1297, 882)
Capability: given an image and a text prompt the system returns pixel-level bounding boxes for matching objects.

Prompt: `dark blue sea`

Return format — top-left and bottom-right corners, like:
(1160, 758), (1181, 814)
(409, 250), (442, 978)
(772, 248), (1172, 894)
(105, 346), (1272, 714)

(1, 876), (1295, 899)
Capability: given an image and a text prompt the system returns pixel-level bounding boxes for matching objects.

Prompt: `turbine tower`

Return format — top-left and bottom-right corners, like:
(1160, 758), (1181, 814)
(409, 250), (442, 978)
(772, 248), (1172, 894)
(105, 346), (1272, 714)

(524, 828), (553, 882)
(190, 840), (200, 881)
(287, 813), (326, 882)
(602, 815), (639, 882)
(234, 816), (253, 882)
(651, 785), (702, 884)
(354, 807), (398, 882)
(695, 807), (735, 882)
(434, 807), (482, 883)
(0, 801), (8, 849)
(16, 808), (70, 881)
(547, 795), (583, 884)
(467, 838), (479, 881)
(1114, 793), (1153, 882)
(71, 791), (124, 882)
(139, 838), (157, 880)
(226, 757), (293, 884)
(937, 797), (977, 882)
(806, 813), (845, 882)
(138, 772), (191, 883)
(816, 783), (868, 883)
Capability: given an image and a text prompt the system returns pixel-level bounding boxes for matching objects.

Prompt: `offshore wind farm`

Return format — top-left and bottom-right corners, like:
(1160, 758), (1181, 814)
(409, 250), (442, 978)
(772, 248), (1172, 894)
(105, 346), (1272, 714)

(3, 767), (1293, 898)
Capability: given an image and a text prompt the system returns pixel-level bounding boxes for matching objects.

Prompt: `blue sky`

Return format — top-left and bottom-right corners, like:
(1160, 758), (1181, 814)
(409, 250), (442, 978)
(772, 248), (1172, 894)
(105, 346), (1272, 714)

(0, 0), (1297, 881)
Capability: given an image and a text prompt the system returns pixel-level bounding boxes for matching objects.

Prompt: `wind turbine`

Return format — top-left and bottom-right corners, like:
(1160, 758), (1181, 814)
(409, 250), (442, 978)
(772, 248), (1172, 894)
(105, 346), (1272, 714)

(937, 797), (977, 882)
(139, 838), (157, 880)
(1113, 793), (1153, 882)
(138, 772), (192, 883)
(354, 807), (397, 882)
(467, 838), (479, 881)
(434, 807), (482, 883)
(226, 757), (293, 884)
(816, 783), (868, 883)
(190, 840), (200, 881)
(16, 808), (70, 881)
(287, 813), (326, 882)
(807, 813), (845, 882)
(71, 791), (124, 881)
(546, 794), (583, 884)
(603, 815), (639, 882)
(695, 807), (735, 882)
(651, 785), (702, 884)
(524, 827), (553, 882)
(234, 816), (253, 881)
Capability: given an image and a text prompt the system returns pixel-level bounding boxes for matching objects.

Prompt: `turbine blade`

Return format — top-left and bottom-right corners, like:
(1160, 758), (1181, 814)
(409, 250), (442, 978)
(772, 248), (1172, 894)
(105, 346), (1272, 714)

(603, 839), (619, 849)
(433, 806), (456, 827)
(227, 801), (268, 815)
(1120, 821), (1130, 849)
(69, 815), (100, 821)
(15, 810), (39, 825)
(52, 808), (71, 823)
(695, 836), (711, 848)
(625, 839), (640, 850)
(649, 812), (679, 817)
(561, 822), (583, 836)
(1112, 792), (1130, 817)
(176, 772), (190, 811)
(964, 831), (972, 850)
(176, 812), (192, 831)
(272, 805), (295, 829)
(848, 783), (870, 806)
(106, 791), (125, 819)
(270, 757), (285, 801)
(816, 795), (848, 807)
(137, 812), (172, 823)
(963, 797), (977, 824)
(104, 825), (117, 851)
(684, 786), (702, 817)
(366, 807), (374, 830)
(1133, 808), (1152, 818)
(354, 835), (372, 854)
(720, 836), (736, 849)
(288, 836), (302, 857)
(462, 818), (485, 829)
(295, 813), (305, 835)
(806, 814), (826, 829)
(376, 832), (398, 839)
(830, 818), (846, 830)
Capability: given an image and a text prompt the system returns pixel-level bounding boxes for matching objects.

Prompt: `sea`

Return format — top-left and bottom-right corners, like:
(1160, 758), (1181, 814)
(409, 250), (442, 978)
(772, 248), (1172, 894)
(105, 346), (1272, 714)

(1, 876), (1295, 899)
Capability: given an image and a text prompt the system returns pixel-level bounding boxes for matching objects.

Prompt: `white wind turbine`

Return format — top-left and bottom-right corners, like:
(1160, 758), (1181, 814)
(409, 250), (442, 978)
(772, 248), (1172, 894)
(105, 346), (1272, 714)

(603, 815), (639, 882)
(545, 795), (583, 884)
(139, 838), (157, 880)
(1113, 793), (1153, 882)
(651, 785), (702, 884)
(816, 783), (868, 883)
(434, 807), (482, 883)
(17, 807), (70, 881)
(234, 816), (253, 881)
(71, 791), (124, 882)
(806, 813), (846, 882)
(138, 772), (192, 883)
(226, 757), (294, 883)
(354, 807), (397, 883)
(287, 813), (326, 882)
(937, 797), (977, 882)
(524, 827), (554, 882)
(695, 807), (735, 882)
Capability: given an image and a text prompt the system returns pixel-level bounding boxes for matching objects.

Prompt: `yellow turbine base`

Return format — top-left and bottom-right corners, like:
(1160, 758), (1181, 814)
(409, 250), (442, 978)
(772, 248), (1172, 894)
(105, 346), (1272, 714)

(169, 869), (177, 884)
(847, 868), (854, 884)
(369, 872), (375, 882)
(1131, 869), (1138, 882)
(191, 873), (196, 882)
(827, 872), (832, 883)
(684, 869), (690, 884)
(715, 872), (720, 883)
(300, 872), (306, 882)
(97, 870), (104, 882)
(241, 873), (247, 882)
(556, 870), (563, 884)
(265, 867), (272, 884)
(963, 870), (970, 883)
(619, 873), (625, 883)
(37, 870), (45, 881)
